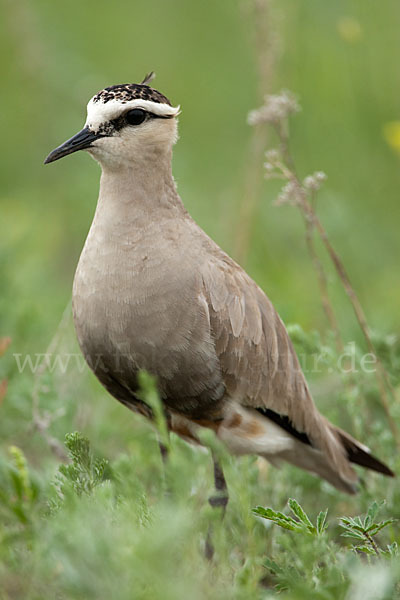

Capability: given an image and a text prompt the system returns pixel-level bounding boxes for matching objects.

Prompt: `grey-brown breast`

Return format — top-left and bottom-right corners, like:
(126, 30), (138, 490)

(72, 214), (227, 418)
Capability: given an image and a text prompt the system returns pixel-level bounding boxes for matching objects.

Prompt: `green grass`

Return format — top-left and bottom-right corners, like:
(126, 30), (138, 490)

(1, 372), (399, 599)
(1, 325), (399, 599)
(1, 1), (400, 597)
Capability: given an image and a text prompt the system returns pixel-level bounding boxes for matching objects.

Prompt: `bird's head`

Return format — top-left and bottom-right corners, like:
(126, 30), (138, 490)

(44, 73), (180, 169)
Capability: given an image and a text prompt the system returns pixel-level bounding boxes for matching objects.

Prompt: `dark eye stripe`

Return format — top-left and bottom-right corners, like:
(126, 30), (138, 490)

(97, 111), (172, 135)
(124, 111), (173, 121)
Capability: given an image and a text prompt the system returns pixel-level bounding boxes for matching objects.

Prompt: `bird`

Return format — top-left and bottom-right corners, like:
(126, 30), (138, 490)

(45, 73), (394, 506)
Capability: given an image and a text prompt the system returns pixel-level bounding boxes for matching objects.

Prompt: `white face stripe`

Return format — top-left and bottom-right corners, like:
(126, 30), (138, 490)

(85, 97), (180, 131)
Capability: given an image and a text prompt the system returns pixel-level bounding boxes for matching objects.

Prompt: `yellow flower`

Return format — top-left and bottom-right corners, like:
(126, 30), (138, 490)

(383, 122), (400, 154)
(337, 17), (362, 43)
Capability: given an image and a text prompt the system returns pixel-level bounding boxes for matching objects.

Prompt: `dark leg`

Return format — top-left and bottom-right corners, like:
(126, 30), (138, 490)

(205, 453), (229, 560)
(208, 455), (229, 512)
(158, 440), (169, 465)
(157, 406), (171, 466)
(157, 436), (171, 497)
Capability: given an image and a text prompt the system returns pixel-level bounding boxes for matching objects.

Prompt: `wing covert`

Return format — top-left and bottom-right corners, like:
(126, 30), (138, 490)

(201, 254), (321, 443)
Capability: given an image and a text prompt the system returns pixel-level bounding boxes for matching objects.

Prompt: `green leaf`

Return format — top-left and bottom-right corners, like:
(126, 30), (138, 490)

(10, 503), (29, 524)
(54, 432), (109, 499)
(339, 523), (366, 540)
(65, 432), (92, 471)
(364, 500), (383, 528)
(253, 506), (303, 532)
(341, 531), (366, 540)
(353, 516), (364, 529)
(339, 516), (364, 532)
(316, 509), (329, 534)
(385, 542), (398, 557)
(353, 544), (376, 555)
(367, 519), (396, 535)
(9, 469), (24, 501)
(288, 498), (316, 534)
(8, 446), (32, 502)
(137, 370), (170, 451)
(264, 557), (283, 575)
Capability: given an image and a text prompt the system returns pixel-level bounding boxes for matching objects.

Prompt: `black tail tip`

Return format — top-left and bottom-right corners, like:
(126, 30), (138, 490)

(345, 440), (395, 477)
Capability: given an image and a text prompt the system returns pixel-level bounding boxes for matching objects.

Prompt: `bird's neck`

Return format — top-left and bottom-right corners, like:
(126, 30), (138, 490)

(95, 149), (186, 228)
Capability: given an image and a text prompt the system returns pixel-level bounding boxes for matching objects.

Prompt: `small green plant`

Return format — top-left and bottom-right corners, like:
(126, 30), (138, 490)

(254, 498), (328, 536)
(137, 370), (170, 452)
(0, 446), (38, 527)
(253, 498), (398, 598)
(54, 432), (109, 500)
(339, 501), (397, 556)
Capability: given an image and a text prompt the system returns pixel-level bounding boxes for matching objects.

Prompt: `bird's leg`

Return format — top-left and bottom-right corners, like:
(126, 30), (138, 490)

(157, 408), (171, 476)
(208, 455), (229, 512)
(205, 453), (229, 560)
(157, 435), (171, 497)
(158, 439), (169, 465)
(156, 404), (170, 492)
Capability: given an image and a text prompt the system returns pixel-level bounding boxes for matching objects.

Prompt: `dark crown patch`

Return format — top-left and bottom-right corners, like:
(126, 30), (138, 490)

(93, 84), (171, 106)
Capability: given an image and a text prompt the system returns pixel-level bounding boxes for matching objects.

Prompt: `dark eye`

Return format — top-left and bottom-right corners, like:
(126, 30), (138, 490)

(126, 109), (146, 126)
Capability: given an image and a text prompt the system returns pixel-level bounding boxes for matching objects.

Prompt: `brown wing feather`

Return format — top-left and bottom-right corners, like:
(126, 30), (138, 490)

(201, 253), (356, 482)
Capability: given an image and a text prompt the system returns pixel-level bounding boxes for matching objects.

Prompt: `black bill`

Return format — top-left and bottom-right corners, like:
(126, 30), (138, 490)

(44, 127), (101, 164)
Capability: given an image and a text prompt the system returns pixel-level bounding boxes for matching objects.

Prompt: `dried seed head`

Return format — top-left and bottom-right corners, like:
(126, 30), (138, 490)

(265, 149), (280, 163)
(303, 171), (327, 192)
(275, 180), (298, 206)
(248, 90), (300, 126)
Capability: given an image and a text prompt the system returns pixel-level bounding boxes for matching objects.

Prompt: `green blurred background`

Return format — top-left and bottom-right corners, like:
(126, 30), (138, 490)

(2, 0), (400, 353)
(1, 0), (400, 452)
(1, 2), (400, 597)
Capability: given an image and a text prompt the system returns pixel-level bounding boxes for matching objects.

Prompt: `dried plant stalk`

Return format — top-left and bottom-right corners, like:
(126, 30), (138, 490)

(234, 0), (278, 264)
(248, 95), (398, 443)
(297, 186), (398, 444)
(303, 210), (344, 353)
